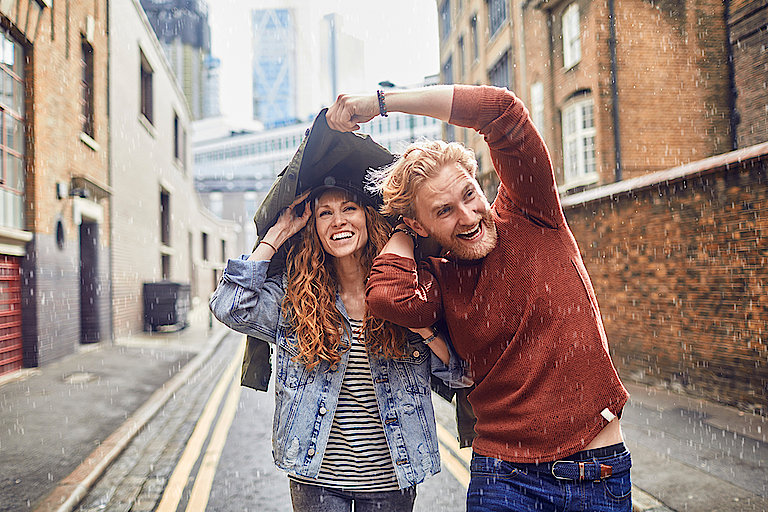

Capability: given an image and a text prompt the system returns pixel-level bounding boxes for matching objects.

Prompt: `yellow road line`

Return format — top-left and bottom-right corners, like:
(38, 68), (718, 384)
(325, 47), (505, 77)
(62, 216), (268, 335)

(436, 422), (471, 488)
(156, 341), (243, 512)
(185, 368), (243, 512)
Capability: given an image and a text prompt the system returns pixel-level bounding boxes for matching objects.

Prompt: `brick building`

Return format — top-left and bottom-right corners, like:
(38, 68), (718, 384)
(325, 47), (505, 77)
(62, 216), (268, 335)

(109, 0), (238, 337)
(0, 0), (111, 376)
(436, 0), (767, 408)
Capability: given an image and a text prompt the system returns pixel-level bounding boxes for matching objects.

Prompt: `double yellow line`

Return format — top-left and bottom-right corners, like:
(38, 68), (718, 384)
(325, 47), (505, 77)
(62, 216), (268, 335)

(155, 338), (470, 510)
(156, 339), (244, 512)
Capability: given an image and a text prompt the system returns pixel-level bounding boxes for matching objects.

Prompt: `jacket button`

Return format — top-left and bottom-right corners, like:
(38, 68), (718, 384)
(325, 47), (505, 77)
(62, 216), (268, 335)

(413, 350), (420, 358)
(319, 406), (327, 415)
(308, 448), (315, 456)
(330, 364), (338, 371)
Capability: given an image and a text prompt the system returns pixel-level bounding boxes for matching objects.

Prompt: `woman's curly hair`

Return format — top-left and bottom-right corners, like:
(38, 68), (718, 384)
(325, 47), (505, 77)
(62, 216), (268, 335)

(282, 191), (409, 371)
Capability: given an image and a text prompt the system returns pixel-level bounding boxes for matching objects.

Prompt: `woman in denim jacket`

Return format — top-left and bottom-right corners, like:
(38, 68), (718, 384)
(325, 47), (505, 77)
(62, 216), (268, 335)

(210, 183), (466, 512)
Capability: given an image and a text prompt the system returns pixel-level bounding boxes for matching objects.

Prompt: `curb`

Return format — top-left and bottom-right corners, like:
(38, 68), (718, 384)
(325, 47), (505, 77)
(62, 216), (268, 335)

(633, 486), (674, 512)
(32, 326), (232, 512)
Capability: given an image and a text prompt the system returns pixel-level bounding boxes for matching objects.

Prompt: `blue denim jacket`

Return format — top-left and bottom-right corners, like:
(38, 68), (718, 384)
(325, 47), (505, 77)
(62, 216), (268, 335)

(210, 257), (467, 489)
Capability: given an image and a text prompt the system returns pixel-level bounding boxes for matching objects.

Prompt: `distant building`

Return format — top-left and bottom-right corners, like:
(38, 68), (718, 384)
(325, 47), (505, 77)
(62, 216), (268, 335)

(251, 8), (297, 127)
(140, 0), (214, 120)
(203, 55), (222, 118)
(193, 90), (442, 253)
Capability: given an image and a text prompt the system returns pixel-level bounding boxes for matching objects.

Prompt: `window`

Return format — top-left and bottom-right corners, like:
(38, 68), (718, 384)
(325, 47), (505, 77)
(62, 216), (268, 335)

(530, 82), (545, 131)
(160, 189), (170, 246)
(140, 50), (153, 124)
(562, 3), (581, 69)
(458, 36), (465, 80)
(439, 0), (451, 40)
(0, 30), (25, 231)
(470, 15), (479, 62)
(202, 232), (209, 261)
(488, 52), (509, 88)
(173, 112), (186, 166)
(487, 0), (507, 37)
(173, 113), (180, 160)
(561, 97), (596, 187)
(209, 192), (223, 218)
(221, 240), (227, 262)
(80, 37), (94, 137)
(161, 254), (170, 280)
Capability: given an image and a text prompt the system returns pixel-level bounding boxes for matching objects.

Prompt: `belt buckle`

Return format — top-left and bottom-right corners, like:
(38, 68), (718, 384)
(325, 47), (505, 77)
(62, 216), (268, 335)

(550, 460), (571, 480)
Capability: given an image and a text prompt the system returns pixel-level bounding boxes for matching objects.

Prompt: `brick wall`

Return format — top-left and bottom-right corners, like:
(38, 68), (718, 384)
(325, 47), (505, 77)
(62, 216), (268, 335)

(563, 146), (768, 412)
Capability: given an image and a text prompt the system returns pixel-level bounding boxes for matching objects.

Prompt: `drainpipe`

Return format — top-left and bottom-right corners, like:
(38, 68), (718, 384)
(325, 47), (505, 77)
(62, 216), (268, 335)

(723, 0), (739, 150)
(608, 0), (623, 182)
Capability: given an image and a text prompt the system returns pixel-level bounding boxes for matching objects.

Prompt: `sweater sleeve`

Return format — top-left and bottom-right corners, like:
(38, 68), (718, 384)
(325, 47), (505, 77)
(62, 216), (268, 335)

(365, 253), (444, 328)
(450, 85), (564, 228)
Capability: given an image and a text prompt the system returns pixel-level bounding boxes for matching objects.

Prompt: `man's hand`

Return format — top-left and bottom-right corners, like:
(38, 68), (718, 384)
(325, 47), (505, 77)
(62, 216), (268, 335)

(326, 93), (379, 132)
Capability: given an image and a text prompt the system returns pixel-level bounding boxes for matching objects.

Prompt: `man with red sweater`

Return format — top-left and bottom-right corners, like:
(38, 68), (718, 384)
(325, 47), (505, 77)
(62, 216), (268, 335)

(326, 84), (631, 511)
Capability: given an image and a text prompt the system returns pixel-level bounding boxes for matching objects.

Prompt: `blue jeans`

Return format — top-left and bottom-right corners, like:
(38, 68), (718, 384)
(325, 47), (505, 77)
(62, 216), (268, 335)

(467, 443), (632, 512)
(288, 479), (416, 512)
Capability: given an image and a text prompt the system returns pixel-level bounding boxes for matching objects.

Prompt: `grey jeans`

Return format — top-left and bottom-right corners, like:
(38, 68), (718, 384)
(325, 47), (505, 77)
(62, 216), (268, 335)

(288, 479), (417, 512)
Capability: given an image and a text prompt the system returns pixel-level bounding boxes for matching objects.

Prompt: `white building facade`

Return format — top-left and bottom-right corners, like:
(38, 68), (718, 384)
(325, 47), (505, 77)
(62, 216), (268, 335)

(110, 0), (239, 336)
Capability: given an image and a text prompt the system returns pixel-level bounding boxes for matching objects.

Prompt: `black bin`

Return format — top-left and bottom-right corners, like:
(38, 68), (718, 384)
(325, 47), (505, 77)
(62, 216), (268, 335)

(143, 281), (191, 331)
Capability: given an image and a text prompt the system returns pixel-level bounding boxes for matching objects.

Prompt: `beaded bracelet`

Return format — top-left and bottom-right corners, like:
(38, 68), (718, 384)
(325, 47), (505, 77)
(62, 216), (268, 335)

(391, 225), (418, 241)
(376, 89), (388, 117)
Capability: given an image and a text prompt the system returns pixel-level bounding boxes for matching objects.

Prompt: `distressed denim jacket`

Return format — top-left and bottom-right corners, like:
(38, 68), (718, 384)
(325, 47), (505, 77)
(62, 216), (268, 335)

(210, 257), (467, 489)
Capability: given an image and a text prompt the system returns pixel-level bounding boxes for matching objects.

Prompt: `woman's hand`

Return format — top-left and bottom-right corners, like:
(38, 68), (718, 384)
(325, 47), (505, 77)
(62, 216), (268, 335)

(326, 93), (379, 132)
(271, 190), (312, 242)
(249, 191), (311, 261)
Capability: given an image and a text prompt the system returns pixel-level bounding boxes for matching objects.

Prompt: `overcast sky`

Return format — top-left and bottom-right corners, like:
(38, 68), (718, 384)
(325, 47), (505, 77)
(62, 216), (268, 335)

(207, 0), (440, 122)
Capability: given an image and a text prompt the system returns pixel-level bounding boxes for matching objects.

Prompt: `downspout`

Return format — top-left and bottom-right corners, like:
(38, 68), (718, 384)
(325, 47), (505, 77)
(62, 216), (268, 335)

(723, 0), (739, 150)
(608, 0), (622, 182)
(106, 0), (115, 342)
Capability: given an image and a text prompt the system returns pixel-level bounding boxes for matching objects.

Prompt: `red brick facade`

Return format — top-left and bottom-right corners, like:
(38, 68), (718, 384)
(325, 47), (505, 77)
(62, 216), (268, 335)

(564, 146), (768, 412)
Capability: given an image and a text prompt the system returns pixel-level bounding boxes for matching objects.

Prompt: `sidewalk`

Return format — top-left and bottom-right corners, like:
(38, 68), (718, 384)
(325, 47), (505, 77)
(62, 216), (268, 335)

(1, 308), (766, 512)
(622, 382), (767, 512)
(0, 305), (229, 512)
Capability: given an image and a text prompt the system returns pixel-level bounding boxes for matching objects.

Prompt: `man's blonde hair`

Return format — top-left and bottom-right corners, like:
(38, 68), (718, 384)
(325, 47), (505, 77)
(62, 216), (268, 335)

(367, 139), (477, 219)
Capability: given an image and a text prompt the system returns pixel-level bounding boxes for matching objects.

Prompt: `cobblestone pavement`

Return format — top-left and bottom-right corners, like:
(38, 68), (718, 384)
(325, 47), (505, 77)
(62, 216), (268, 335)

(76, 332), (241, 512)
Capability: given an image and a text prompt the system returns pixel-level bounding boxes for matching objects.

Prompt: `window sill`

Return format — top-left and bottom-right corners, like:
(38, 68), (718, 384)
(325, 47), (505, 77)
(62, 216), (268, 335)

(562, 174), (598, 191)
(562, 60), (580, 73)
(139, 114), (156, 137)
(160, 244), (176, 256)
(80, 132), (100, 152)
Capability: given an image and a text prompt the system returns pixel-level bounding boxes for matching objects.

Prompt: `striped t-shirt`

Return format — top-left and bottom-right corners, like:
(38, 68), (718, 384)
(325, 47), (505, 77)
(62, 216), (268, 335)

(290, 318), (399, 491)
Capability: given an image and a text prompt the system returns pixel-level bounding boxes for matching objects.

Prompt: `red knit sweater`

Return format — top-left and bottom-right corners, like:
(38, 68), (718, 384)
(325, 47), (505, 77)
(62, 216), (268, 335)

(366, 85), (629, 463)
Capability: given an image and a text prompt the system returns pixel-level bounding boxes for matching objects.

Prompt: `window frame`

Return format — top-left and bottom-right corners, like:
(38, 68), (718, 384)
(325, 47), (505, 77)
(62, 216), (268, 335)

(487, 0), (508, 38)
(488, 51), (510, 89)
(561, 96), (597, 189)
(140, 50), (154, 124)
(562, 3), (582, 70)
(80, 36), (95, 138)
(530, 81), (545, 132)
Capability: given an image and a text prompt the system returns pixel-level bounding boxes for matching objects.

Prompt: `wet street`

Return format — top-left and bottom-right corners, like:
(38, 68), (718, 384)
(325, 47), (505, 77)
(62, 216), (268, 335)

(73, 333), (469, 512)
(2, 324), (765, 512)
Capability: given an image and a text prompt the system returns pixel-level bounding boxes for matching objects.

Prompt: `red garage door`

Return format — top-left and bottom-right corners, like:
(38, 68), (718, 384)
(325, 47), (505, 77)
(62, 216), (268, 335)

(0, 255), (22, 376)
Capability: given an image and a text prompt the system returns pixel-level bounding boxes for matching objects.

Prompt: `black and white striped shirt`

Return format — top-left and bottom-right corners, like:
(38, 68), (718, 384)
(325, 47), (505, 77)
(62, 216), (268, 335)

(291, 318), (399, 491)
